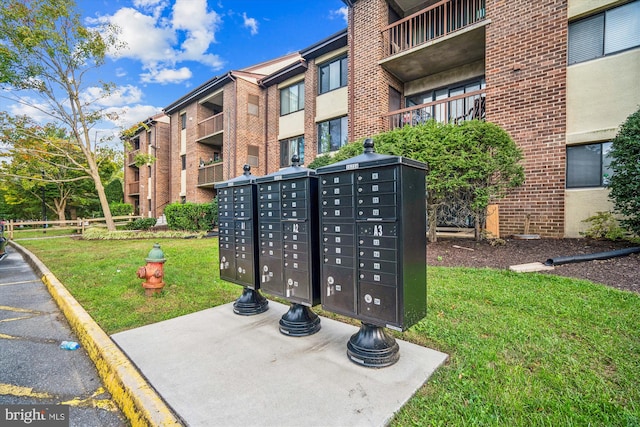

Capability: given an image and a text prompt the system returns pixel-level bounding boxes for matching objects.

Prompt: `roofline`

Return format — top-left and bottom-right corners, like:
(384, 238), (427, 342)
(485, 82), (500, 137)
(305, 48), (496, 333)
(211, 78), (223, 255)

(163, 72), (233, 115)
(259, 59), (308, 87)
(300, 28), (348, 60)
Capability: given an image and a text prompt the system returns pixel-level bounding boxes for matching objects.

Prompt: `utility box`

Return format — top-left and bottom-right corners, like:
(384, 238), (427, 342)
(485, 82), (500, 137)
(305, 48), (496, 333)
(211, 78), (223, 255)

(215, 165), (268, 315)
(316, 139), (427, 332)
(255, 157), (320, 307)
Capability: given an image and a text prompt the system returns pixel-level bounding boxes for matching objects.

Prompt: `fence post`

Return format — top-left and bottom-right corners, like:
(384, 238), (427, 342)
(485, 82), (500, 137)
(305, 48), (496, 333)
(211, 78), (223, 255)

(9, 220), (14, 240)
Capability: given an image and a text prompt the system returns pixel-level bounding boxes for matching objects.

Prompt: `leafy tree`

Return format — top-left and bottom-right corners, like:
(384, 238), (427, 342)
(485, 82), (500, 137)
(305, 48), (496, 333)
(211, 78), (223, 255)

(310, 120), (524, 242)
(0, 116), (118, 221)
(104, 179), (124, 204)
(0, 0), (123, 230)
(608, 107), (640, 236)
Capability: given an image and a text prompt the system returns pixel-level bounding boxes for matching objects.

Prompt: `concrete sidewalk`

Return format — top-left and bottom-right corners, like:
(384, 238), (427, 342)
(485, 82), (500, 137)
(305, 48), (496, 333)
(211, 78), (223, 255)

(113, 301), (448, 427)
(9, 240), (447, 426)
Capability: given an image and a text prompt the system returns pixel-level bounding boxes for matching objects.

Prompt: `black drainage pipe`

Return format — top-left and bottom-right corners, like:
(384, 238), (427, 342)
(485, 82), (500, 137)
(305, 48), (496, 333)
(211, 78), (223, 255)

(544, 247), (640, 266)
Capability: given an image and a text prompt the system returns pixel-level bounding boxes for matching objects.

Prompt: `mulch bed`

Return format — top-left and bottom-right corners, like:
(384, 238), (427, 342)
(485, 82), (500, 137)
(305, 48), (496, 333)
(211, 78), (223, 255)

(427, 237), (640, 294)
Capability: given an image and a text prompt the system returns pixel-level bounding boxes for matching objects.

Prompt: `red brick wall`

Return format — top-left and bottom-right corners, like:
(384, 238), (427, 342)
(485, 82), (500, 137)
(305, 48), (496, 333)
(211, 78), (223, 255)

(152, 121), (171, 216)
(350, 0), (394, 142)
(304, 60), (319, 161)
(485, 0), (567, 237)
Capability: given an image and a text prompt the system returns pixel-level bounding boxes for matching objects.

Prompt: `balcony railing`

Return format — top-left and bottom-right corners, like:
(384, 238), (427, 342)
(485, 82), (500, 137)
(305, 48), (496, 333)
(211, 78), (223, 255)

(128, 181), (140, 195)
(127, 149), (139, 166)
(198, 162), (224, 186)
(384, 89), (485, 130)
(382, 0), (486, 57)
(197, 112), (224, 140)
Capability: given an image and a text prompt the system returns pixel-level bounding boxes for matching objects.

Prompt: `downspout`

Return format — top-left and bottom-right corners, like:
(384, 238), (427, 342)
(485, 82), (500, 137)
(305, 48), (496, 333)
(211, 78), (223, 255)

(348, 4), (355, 141)
(153, 125), (157, 219)
(264, 87), (269, 174)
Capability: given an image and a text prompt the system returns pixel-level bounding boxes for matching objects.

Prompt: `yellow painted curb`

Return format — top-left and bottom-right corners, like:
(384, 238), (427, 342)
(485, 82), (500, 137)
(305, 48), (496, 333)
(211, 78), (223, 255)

(8, 241), (182, 427)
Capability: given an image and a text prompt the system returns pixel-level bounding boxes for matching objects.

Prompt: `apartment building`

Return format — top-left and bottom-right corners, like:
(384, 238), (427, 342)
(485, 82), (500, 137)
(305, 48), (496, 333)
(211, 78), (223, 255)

(123, 114), (171, 217)
(123, 0), (640, 237)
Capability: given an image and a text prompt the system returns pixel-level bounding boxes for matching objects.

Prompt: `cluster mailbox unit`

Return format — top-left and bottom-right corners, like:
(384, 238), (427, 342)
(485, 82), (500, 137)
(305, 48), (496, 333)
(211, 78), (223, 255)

(215, 140), (427, 368)
(255, 156), (321, 336)
(315, 139), (427, 367)
(215, 165), (269, 315)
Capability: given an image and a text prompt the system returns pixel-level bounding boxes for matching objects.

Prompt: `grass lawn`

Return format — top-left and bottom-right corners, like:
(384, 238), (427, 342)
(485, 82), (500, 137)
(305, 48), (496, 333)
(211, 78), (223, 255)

(17, 237), (640, 426)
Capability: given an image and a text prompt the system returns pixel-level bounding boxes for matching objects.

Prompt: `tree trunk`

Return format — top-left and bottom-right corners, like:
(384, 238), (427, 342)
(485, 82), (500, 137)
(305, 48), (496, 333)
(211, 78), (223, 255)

(427, 205), (438, 243)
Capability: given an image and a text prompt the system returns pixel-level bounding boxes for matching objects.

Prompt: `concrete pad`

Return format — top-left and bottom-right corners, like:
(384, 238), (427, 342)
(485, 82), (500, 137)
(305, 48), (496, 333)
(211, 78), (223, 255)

(112, 301), (448, 427)
(509, 262), (555, 273)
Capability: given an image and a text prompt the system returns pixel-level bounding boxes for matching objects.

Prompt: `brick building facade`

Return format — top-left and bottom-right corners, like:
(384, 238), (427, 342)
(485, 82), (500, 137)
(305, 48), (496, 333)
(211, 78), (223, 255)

(123, 0), (640, 237)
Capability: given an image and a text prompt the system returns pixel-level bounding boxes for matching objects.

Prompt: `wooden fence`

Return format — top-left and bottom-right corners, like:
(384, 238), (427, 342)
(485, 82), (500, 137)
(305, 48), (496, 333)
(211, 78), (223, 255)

(2, 215), (143, 240)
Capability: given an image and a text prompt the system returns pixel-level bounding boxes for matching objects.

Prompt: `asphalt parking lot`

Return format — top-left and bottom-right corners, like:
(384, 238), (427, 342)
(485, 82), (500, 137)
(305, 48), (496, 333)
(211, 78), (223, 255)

(0, 246), (127, 426)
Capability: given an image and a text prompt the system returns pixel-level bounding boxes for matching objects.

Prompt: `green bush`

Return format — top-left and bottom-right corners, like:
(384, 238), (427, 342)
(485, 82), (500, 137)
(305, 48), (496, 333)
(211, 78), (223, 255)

(125, 217), (157, 231)
(109, 202), (133, 216)
(608, 107), (640, 237)
(164, 201), (217, 231)
(580, 211), (626, 240)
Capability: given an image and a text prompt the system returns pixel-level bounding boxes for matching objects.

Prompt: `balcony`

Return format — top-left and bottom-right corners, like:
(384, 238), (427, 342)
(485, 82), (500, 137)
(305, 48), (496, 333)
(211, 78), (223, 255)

(384, 89), (485, 130)
(127, 149), (139, 167)
(381, 0), (487, 82)
(196, 112), (224, 146)
(197, 162), (224, 188)
(128, 181), (140, 195)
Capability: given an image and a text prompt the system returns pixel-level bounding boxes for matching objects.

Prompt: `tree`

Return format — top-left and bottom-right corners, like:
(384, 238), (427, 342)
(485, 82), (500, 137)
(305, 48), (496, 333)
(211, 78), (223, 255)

(0, 115), (119, 221)
(0, 0), (123, 230)
(608, 107), (640, 236)
(310, 120), (524, 242)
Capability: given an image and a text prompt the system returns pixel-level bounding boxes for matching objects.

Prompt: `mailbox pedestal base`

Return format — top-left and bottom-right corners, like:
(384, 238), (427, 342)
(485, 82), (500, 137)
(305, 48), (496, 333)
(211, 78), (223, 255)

(233, 287), (269, 316)
(279, 303), (321, 337)
(347, 323), (399, 368)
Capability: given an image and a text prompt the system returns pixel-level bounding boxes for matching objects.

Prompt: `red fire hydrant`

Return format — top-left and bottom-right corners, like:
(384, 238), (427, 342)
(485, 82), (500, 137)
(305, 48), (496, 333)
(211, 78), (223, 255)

(137, 243), (166, 296)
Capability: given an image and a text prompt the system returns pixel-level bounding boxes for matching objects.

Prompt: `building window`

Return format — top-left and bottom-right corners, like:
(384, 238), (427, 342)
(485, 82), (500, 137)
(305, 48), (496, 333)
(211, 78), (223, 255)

(566, 142), (613, 188)
(280, 136), (305, 167)
(280, 81), (305, 115)
(406, 78), (486, 124)
(318, 55), (347, 94)
(247, 145), (259, 167)
(181, 155), (186, 171)
(568, 0), (640, 65)
(248, 94), (259, 116)
(318, 116), (348, 154)
(180, 113), (187, 130)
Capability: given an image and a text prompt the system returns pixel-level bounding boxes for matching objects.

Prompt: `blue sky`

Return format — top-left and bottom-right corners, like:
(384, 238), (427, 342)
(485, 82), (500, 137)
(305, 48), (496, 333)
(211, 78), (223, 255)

(4, 0), (348, 143)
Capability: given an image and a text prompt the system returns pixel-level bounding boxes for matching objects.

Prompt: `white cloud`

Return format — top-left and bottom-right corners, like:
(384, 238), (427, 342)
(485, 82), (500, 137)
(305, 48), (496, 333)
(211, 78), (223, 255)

(242, 13), (258, 35)
(330, 7), (349, 24)
(81, 85), (144, 107)
(7, 99), (55, 123)
(88, 0), (223, 86)
(140, 67), (193, 85)
(104, 104), (164, 129)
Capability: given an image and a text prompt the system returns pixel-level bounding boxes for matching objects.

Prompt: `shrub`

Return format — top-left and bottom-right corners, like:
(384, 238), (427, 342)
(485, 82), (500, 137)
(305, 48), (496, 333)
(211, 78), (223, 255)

(164, 201), (216, 231)
(608, 107), (640, 237)
(125, 217), (157, 231)
(109, 202), (133, 216)
(580, 211), (626, 240)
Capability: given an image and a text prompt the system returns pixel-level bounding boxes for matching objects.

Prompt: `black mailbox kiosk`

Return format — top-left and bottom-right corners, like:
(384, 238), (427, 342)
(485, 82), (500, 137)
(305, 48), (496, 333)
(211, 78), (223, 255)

(255, 155), (321, 336)
(215, 165), (268, 315)
(316, 139), (427, 367)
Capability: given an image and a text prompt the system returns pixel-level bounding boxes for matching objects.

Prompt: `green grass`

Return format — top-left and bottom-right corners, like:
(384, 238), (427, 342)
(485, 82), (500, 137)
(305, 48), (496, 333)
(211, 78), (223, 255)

(17, 237), (640, 426)
(10, 227), (78, 239)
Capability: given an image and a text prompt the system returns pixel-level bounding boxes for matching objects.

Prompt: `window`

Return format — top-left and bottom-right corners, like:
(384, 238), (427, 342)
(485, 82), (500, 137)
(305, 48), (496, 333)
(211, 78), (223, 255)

(319, 56), (348, 94)
(248, 94), (259, 116)
(318, 116), (348, 154)
(181, 155), (186, 171)
(247, 145), (259, 167)
(280, 136), (305, 167)
(568, 0), (640, 65)
(406, 78), (486, 124)
(280, 81), (305, 115)
(180, 113), (187, 130)
(566, 142), (613, 188)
